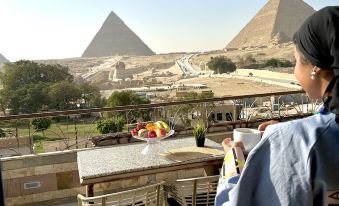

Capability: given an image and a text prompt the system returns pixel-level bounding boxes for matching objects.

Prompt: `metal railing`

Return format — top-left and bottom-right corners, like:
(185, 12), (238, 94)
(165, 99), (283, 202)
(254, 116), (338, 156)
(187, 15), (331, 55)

(0, 90), (321, 206)
(0, 90), (320, 156)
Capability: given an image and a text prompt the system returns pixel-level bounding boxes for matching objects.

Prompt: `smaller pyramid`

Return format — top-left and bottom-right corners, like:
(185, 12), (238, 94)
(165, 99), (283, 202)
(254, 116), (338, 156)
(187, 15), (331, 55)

(82, 11), (155, 57)
(0, 53), (8, 63)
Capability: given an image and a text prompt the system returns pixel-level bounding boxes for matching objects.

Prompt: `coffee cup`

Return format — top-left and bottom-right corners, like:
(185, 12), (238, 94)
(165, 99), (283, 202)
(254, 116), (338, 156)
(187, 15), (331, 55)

(233, 128), (261, 153)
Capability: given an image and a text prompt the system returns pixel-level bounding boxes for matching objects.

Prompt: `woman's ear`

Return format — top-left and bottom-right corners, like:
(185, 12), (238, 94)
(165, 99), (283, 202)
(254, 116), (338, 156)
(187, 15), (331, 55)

(313, 66), (321, 73)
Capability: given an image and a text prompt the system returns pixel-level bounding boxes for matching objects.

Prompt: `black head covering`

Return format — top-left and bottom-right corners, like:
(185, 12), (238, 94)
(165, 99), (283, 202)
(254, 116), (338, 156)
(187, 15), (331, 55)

(294, 6), (339, 72)
(293, 6), (339, 122)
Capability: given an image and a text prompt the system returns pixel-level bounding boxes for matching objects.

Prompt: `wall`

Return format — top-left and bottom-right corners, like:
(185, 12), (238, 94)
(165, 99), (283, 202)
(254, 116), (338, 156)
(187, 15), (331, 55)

(1, 141), (221, 206)
(0, 137), (33, 158)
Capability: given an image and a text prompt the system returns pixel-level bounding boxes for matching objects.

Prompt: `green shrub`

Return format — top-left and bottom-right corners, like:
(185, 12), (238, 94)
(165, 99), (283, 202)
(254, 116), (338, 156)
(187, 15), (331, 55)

(264, 58), (293, 68)
(96, 117), (124, 134)
(31, 118), (52, 132)
(0, 128), (6, 138)
(207, 56), (237, 74)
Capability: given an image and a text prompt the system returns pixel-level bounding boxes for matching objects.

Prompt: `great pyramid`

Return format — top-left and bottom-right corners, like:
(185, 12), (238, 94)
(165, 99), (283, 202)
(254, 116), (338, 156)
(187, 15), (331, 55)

(82, 11), (155, 57)
(226, 0), (315, 49)
(0, 53), (8, 63)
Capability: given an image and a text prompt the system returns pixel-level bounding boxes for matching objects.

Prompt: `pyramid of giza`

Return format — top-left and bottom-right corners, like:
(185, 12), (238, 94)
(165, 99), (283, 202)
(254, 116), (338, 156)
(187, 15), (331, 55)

(226, 0), (315, 49)
(82, 11), (155, 57)
(0, 53), (8, 63)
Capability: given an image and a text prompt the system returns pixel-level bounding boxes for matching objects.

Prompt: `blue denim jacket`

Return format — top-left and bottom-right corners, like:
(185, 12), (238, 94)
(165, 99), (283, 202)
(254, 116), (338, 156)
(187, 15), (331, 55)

(215, 113), (339, 206)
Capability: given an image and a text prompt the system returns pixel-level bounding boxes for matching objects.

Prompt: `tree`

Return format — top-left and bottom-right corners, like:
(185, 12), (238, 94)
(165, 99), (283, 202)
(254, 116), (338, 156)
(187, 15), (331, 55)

(89, 96), (107, 108)
(107, 91), (151, 122)
(0, 90), (9, 115)
(264, 58), (293, 68)
(0, 60), (73, 91)
(207, 56), (236, 74)
(47, 81), (82, 110)
(78, 82), (101, 108)
(107, 91), (150, 107)
(0, 60), (74, 114)
(31, 118), (52, 137)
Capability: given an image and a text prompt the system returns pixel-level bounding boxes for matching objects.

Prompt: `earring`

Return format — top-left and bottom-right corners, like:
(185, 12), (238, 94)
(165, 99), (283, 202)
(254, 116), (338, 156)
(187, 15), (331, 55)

(311, 66), (317, 80)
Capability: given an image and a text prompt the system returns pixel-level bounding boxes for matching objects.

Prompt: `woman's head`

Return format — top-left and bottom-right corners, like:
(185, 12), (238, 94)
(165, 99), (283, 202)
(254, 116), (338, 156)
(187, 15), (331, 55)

(293, 6), (339, 117)
(294, 46), (334, 99)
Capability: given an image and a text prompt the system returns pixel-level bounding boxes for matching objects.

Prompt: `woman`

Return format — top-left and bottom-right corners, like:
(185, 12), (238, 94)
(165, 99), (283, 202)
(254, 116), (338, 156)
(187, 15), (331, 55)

(216, 6), (339, 206)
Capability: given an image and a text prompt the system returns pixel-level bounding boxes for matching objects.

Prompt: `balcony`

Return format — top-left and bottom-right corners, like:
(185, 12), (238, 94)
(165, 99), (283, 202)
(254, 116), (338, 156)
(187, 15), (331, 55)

(0, 90), (319, 206)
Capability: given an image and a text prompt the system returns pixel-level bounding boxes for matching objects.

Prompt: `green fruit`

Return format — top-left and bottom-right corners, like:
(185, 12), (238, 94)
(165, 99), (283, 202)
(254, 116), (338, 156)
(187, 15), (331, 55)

(155, 121), (163, 129)
(159, 121), (170, 132)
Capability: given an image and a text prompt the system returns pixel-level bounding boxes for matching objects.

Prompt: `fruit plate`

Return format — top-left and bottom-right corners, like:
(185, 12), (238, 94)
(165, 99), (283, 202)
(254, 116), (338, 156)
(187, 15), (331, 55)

(132, 130), (175, 142)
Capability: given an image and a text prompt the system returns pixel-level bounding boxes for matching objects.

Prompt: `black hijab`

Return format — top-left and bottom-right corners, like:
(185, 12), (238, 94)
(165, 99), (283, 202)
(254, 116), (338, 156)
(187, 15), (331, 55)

(293, 6), (339, 122)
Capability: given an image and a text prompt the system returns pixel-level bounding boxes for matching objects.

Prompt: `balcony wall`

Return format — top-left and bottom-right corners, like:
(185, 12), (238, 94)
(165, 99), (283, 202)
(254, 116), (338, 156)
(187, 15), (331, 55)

(1, 140), (220, 206)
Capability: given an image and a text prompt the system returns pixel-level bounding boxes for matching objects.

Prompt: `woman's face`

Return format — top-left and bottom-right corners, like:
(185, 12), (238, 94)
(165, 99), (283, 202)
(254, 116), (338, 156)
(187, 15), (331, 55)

(294, 48), (322, 99)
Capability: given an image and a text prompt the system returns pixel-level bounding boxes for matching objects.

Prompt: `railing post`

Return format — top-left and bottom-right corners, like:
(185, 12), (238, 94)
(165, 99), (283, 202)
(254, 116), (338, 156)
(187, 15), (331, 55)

(0, 163), (5, 206)
(28, 121), (34, 154)
(101, 197), (106, 206)
(75, 121), (78, 149)
(192, 180), (197, 206)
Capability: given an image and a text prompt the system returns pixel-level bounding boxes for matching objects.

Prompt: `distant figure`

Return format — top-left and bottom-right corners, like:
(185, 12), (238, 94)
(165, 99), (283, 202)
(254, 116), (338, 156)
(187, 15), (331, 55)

(216, 7), (339, 206)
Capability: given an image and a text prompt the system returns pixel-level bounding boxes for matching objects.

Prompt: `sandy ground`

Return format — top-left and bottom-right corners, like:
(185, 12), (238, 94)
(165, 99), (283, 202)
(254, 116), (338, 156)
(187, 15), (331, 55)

(190, 43), (295, 70)
(37, 45), (298, 98)
(177, 75), (294, 97)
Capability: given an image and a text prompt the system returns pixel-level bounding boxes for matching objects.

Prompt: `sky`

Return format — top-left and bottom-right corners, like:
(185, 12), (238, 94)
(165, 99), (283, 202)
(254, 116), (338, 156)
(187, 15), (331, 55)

(0, 0), (338, 61)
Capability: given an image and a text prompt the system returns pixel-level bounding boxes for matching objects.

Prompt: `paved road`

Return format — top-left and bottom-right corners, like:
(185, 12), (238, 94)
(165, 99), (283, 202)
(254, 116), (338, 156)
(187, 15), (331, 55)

(81, 56), (122, 80)
(232, 74), (300, 86)
(177, 55), (299, 87)
(176, 54), (200, 77)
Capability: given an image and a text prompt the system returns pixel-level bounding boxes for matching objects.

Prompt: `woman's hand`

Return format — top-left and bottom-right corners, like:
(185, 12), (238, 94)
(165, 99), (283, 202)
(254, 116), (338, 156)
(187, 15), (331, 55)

(222, 138), (246, 175)
(258, 120), (279, 132)
(222, 138), (233, 153)
(222, 138), (245, 153)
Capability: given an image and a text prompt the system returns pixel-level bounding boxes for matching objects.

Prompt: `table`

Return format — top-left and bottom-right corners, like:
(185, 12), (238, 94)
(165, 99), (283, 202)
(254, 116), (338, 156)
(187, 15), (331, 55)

(77, 137), (224, 197)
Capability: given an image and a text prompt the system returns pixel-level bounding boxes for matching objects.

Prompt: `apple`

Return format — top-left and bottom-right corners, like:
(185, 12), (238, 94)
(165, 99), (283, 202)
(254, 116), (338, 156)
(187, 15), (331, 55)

(156, 128), (167, 137)
(131, 129), (138, 136)
(138, 129), (148, 138)
(148, 130), (157, 138)
(155, 121), (170, 132)
(136, 122), (146, 131)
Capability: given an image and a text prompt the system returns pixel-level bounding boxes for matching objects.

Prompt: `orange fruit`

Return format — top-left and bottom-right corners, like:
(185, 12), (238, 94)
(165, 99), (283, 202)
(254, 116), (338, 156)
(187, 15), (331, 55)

(146, 123), (156, 131)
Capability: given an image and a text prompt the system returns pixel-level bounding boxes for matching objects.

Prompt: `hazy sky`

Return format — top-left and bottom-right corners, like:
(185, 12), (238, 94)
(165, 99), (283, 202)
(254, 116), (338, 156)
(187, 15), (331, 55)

(0, 0), (338, 61)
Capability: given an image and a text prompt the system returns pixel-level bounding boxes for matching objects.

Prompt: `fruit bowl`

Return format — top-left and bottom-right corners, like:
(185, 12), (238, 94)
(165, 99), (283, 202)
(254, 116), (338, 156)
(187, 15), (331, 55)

(132, 130), (175, 142)
(130, 121), (174, 155)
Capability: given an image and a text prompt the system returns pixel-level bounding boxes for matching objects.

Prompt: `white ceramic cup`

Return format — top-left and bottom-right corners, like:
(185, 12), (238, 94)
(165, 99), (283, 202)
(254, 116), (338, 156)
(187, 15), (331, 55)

(233, 128), (261, 153)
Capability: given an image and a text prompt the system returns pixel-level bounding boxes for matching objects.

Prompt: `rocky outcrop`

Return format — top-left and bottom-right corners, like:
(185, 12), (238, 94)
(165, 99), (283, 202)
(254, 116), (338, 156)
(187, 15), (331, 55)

(226, 0), (315, 49)
(82, 11), (155, 57)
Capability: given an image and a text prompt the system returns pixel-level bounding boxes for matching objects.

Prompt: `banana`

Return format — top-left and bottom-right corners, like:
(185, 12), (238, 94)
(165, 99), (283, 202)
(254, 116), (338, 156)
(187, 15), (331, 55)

(159, 121), (170, 132)
(155, 121), (163, 129)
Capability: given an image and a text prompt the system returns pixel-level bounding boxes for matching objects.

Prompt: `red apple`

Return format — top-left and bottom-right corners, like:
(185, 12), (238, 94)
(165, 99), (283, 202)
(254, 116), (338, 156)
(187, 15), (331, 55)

(131, 129), (138, 136)
(148, 131), (157, 138)
(156, 128), (166, 137)
(136, 122), (147, 131)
